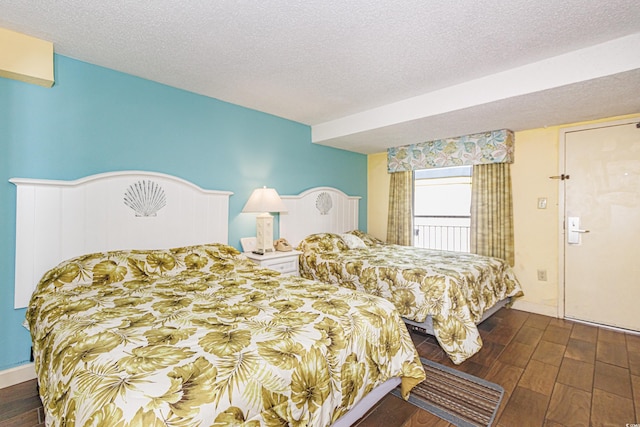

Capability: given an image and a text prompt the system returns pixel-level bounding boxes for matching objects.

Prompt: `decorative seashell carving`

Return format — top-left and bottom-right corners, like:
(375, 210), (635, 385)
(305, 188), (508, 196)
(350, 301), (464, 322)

(316, 192), (332, 215)
(124, 180), (166, 217)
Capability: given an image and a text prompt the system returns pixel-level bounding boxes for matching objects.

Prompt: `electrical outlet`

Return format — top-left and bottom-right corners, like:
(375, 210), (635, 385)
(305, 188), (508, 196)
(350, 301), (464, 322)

(537, 269), (547, 281)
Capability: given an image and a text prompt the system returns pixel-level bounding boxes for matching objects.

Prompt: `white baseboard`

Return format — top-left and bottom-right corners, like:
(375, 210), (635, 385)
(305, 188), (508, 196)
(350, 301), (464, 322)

(512, 300), (559, 318)
(0, 363), (36, 389)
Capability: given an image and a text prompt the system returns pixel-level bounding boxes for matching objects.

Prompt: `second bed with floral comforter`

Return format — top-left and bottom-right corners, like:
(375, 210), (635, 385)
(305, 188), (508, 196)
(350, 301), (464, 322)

(297, 231), (524, 364)
(26, 243), (426, 426)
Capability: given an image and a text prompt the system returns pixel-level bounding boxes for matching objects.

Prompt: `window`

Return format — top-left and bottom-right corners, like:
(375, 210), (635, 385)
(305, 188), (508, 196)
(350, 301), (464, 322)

(414, 166), (471, 252)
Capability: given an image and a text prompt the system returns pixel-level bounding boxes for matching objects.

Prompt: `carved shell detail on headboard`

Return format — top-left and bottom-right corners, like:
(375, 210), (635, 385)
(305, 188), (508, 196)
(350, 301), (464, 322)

(124, 180), (167, 217)
(315, 191), (333, 215)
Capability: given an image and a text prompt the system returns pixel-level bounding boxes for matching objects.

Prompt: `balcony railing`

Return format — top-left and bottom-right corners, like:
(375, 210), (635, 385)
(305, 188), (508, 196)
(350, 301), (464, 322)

(413, 215), (470, 252)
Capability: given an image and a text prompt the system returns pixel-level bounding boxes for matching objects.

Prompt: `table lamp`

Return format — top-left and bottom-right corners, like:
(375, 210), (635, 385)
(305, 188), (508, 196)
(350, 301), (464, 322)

(242, 186), (288, 254)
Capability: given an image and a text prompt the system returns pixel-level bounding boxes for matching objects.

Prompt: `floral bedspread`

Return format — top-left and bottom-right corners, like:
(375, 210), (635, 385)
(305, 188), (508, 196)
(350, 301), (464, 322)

(297, 232), (523, 364)
(26, 243), (425, 426)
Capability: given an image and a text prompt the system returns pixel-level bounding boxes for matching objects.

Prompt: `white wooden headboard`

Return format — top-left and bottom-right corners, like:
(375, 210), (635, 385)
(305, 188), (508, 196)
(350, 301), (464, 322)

(279, 187), (361, 247)
(11, 171), (233, 308)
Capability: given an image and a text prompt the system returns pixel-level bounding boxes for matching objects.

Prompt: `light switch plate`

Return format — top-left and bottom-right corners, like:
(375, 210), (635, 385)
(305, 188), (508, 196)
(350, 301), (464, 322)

(537, 197), (547, 209)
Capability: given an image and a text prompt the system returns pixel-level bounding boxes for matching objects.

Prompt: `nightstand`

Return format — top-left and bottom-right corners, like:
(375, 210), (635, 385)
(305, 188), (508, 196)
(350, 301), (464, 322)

(244, 250), (302, 276)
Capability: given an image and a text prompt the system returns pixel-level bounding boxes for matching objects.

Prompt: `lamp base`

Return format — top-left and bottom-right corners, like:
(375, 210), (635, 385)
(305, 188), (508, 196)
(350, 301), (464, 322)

(251, 248), (274, 255)
(255, 213), (274, 254)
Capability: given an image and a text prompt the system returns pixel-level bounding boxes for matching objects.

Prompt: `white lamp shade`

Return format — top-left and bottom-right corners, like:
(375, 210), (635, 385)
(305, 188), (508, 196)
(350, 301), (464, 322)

(242, 187), (287, 253)
(242, 187), (288, 213)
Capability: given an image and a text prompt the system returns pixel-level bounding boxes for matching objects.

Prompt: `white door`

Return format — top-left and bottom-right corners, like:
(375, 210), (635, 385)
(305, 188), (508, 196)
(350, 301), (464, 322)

(563, 119), (640, 331)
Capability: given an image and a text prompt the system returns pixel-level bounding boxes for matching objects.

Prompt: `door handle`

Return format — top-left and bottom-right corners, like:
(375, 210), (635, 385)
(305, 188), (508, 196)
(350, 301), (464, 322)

(567, 217), (589, 244)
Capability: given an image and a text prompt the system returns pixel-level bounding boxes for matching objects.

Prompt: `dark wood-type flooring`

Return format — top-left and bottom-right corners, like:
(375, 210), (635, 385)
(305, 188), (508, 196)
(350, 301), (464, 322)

(1, 308), (639, 426)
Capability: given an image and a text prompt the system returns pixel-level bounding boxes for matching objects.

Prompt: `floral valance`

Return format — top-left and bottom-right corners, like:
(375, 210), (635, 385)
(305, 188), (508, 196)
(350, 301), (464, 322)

(387, 129), (514, 172)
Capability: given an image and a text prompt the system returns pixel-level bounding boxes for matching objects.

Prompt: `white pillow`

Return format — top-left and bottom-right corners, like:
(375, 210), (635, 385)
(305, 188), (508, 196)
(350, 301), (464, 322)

(339, 233), (367, 249)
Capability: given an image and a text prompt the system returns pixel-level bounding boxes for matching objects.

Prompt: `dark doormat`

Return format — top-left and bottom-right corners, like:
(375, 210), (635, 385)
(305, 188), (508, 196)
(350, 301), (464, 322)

(392, 357), (504, 427)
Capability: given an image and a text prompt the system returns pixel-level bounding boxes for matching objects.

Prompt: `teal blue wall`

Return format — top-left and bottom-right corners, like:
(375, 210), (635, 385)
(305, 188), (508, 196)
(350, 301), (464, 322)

(0, 55), (367, 370)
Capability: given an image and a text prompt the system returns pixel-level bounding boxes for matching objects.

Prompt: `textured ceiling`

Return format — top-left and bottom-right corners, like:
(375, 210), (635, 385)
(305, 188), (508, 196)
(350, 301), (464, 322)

(1, 0), (640, 153)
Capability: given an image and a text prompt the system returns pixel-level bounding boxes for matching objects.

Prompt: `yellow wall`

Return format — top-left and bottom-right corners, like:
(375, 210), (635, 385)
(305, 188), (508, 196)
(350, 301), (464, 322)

(367, 113), (640, 317)
(510, 126), (562, 316)
(0, 28), (54, 87)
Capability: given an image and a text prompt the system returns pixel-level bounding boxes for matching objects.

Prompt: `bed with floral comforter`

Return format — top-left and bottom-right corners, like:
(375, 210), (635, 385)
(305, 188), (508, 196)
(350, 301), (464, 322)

(26, 243), (425, 426)
(297, 231), (524, 364)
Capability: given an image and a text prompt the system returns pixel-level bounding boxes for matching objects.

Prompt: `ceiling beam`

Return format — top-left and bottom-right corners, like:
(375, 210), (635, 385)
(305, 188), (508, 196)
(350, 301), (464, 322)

(312, 33), (640, 144)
